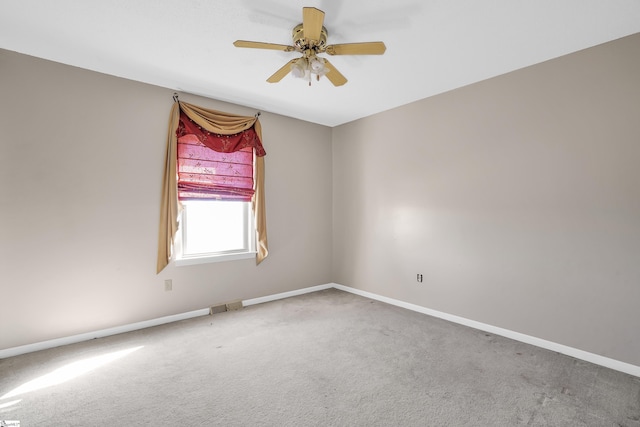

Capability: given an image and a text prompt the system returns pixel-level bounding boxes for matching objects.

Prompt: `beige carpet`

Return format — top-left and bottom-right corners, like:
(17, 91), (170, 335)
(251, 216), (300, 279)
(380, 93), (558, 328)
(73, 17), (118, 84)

(1, 289), (639, 426)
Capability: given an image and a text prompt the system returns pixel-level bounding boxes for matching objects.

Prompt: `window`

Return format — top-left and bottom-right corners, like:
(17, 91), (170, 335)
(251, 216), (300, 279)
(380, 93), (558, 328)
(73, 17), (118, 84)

(175, 200), (256, 266)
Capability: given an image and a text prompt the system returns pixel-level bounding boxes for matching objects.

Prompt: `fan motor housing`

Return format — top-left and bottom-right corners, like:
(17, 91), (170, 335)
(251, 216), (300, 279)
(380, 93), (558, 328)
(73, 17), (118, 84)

(292, 23), (328, 50)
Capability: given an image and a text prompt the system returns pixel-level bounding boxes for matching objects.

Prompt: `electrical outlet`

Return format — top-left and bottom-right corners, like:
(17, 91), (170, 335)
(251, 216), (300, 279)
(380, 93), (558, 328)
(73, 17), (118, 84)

(164, 279), (172, 291)
(417, 274), (423, 283)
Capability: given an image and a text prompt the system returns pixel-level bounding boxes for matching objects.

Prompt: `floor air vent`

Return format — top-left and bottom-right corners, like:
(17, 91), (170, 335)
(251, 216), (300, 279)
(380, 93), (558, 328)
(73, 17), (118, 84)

(210, 301), (243, 315)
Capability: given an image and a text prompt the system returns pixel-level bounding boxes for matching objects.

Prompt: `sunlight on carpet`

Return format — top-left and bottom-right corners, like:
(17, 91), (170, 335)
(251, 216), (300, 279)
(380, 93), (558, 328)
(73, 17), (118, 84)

(0, 399), (21, 409)
(1, 346), (143, 400)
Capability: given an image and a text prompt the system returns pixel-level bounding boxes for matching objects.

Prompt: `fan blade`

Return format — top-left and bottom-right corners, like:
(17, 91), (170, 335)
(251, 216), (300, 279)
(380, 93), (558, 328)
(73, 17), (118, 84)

(323, 60), (347, 86)
(234, 40), (295, 52)
(267, 59), (296, 83)
(325, 42), (386, 55)
(302, 7), (325, 43)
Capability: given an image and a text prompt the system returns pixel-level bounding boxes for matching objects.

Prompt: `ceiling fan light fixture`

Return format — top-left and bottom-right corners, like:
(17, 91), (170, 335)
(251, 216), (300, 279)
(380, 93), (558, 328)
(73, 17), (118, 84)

(309, 57), (326, 73)
(290, 58), (307, 78)
(290, 56), (328, 82)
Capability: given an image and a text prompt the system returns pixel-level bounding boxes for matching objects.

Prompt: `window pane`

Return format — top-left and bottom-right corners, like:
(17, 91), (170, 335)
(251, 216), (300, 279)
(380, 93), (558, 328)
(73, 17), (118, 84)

(183, 201), (247, 255)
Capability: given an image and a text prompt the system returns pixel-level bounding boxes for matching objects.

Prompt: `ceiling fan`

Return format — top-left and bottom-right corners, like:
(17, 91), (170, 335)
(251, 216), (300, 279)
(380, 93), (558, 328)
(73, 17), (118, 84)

(233, 7), (386, 86)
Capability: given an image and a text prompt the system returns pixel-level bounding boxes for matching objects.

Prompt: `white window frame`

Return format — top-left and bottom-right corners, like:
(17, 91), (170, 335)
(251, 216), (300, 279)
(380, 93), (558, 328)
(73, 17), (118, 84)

(173, 200), (256, 266)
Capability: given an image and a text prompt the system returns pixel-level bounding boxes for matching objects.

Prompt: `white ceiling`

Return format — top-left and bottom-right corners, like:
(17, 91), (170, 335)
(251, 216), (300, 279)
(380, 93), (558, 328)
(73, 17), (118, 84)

(2, 1), (640, 127)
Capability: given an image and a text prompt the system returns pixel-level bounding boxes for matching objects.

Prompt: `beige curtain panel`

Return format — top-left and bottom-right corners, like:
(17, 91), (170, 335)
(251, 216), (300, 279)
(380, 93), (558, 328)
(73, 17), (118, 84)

(157, 101), (268, 273)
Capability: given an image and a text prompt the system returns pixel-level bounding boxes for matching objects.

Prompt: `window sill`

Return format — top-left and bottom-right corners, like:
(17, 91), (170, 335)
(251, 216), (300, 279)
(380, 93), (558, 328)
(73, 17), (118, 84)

(174, 251), (256, 267)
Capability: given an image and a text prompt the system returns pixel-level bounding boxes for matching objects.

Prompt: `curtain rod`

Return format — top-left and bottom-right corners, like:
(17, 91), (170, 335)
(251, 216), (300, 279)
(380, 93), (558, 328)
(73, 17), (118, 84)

(172, 93), (261, 118)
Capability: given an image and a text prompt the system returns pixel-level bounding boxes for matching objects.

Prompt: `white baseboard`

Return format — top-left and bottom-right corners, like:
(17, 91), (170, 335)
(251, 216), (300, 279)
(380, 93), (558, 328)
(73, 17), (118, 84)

(0, 308), (210, 359)
(242, 283), (333, 306)
(330, 283), (640, 378)
(3, 282), (639, 379)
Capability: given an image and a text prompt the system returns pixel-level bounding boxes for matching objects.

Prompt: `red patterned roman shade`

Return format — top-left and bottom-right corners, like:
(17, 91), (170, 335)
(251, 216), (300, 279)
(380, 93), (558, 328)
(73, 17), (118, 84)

(176, 111), (266, 201)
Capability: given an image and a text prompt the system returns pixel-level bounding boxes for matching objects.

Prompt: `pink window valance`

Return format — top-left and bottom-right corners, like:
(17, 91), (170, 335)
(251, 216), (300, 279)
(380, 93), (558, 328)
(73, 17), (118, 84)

(177, 111), (266, 156)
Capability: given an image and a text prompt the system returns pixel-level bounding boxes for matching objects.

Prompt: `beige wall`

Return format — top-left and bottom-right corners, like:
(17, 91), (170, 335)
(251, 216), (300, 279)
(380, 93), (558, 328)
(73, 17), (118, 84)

(0, 49), (333, 349)
(332, 33), (640, 366)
